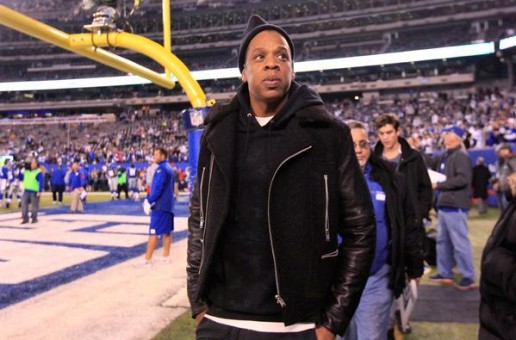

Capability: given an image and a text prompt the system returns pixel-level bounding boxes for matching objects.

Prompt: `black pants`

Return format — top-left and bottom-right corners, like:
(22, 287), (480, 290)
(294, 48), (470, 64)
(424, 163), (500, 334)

(52, 184), (65, 202)
(117, 183), (128, 199)
(196, 317), (316, 340)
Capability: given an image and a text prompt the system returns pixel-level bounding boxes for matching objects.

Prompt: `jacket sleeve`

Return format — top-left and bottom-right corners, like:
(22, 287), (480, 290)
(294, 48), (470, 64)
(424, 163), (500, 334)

(148, 166), (166, 204)
(319, 125), (376, 336)
(482, 211), (516, 303)
(186, 149), (209, 318)
(415, 153), (433, 220)
(37, 172), (44, 192)
(399, 174), (424, 279)
(436, 151), (472, 191)
(482, 246), (516, 303)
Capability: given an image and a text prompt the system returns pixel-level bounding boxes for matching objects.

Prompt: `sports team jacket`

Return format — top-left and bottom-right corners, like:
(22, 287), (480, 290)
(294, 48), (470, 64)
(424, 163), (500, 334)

(187, 82), (376, 335)
(148, 160), (174, 213)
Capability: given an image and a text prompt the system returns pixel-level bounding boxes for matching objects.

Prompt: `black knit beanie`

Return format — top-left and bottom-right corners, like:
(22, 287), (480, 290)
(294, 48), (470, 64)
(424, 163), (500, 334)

(238, 14), (295, 73)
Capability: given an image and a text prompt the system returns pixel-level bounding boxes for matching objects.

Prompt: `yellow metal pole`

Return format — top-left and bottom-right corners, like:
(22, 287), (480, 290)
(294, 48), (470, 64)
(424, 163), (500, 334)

(70, 32), (207, 108)
(162, 0), (172, 79)
(0, 5), (175, 89)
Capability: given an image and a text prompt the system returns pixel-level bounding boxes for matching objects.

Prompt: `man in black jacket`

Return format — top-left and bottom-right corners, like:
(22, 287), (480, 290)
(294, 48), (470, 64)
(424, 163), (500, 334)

(373, 114), (432, 228)
(472, 157), (491, 214)
(479, 172), (516, 340)
(187, 15), (376, 340)
(341, 120), (423, 340)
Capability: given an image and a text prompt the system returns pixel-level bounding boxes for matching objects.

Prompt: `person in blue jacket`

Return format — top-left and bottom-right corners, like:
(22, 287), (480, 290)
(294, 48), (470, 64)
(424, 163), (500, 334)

(68, 162), (85, 213)
(340, 121), (423, 340)
(140, 147), (175, 265)
(50, 164), (66, 205)
(21, 158), (44, 224)
(0, 158), (12, 207)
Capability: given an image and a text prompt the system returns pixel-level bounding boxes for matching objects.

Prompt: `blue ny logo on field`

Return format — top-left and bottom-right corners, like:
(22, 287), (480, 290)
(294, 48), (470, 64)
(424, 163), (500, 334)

(0, 212), (187, 309)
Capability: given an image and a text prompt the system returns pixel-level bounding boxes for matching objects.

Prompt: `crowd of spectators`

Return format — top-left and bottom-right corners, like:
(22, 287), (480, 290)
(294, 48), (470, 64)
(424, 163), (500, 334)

(1, 87), (515, 173)
(326, 87), (516, 155)
(0, 85), (514, 202)
(0, 109), (188, 167)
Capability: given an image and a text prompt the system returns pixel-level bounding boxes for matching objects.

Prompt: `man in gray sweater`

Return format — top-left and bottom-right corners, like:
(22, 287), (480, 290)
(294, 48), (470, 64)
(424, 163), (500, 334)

(430, 126), (476, 291)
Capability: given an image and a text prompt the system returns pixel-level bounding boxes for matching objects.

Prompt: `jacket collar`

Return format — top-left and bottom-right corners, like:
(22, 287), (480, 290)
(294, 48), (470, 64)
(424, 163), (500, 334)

(203, 91), (328, 179)
(205, 82), (331, 126)
(374, 136), (419, 162)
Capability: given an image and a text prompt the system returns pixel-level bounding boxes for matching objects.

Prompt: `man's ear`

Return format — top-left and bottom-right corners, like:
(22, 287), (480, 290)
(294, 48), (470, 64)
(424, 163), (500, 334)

(241, 66), (247, 83)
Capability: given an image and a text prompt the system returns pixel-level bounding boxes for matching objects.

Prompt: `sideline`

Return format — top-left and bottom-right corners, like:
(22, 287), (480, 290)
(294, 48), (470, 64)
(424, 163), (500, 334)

(0, 199), (190, 339)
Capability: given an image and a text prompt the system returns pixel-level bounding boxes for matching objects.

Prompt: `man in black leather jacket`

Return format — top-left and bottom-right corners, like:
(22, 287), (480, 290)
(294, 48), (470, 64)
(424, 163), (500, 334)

(479, 172), (516, 340)
(187, 15), (376, 340)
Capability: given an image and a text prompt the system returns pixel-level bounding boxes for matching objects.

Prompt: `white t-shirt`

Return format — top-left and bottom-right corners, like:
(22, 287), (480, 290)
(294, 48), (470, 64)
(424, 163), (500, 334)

(255, 115), (274, 127)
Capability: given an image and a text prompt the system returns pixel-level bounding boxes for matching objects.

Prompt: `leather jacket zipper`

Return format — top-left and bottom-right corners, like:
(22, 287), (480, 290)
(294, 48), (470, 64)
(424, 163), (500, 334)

(324, 174), (330, 242)
(199, 166), (207, 228)
(267, 145), (312, 309)
(199, 153), (215, 275)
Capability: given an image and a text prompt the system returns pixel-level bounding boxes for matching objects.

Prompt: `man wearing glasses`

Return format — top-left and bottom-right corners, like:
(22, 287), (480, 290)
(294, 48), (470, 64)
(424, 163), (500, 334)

(340, 120), (423, 340)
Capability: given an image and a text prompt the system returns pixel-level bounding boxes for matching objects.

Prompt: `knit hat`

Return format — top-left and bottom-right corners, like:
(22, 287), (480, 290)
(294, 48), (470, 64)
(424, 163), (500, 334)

(238, 14), (295, 73)
(442, 126), (465, 139)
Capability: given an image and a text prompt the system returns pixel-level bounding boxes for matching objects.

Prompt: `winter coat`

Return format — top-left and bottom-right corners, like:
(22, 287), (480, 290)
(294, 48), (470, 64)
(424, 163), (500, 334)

(435, 147), (473, 210)
(187, 82), (376, 335)
(374, 137), (433, 222)
(472, 164), (491, 199)
(368, 154), (424, 297)
(50, 167), (66, 187)
(479, 198), (516, 340)
(68, 170), (82, 190)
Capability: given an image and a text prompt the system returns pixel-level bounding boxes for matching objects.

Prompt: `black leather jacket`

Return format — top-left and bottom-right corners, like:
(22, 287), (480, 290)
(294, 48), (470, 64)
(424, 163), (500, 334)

(187, 84), (376, 335)
(480, 197), (516, 340)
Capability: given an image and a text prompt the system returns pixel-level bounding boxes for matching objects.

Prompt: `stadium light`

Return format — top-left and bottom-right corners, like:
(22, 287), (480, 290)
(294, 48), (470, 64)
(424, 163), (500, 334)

(294, 42), (494, 72)
(500, 35), (516, 50)
(0, 42), (495, 92)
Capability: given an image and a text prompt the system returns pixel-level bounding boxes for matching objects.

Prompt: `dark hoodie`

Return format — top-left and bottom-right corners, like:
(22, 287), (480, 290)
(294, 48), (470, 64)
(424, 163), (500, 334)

(205, 81), (324, 321)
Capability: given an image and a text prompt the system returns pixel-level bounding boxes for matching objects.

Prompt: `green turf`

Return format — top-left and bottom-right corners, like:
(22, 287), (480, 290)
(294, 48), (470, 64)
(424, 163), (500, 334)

(155, 207), (501, 339)
(405, 322), (479, 339)
(153, 310), (195, 340)
(0, 191), (112, 213)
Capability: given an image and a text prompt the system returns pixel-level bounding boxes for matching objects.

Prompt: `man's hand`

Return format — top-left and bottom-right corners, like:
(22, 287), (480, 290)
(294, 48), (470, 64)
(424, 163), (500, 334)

(36, 192), (41, 198)
(195, 311), (206, 326)
(431, 182), (438, 190)
(315, 326), (336, 340)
